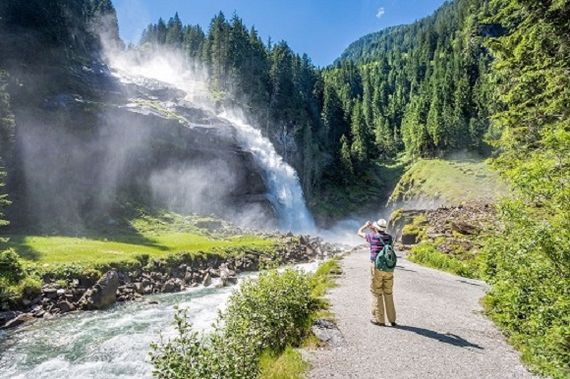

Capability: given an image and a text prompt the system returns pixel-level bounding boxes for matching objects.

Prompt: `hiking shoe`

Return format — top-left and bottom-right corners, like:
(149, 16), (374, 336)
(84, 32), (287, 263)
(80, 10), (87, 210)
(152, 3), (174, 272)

(370, 319), (386, 326)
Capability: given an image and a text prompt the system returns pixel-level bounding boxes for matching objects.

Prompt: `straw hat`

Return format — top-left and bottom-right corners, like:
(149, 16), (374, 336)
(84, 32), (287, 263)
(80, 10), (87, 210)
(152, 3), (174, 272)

(372, 218), (387, 230)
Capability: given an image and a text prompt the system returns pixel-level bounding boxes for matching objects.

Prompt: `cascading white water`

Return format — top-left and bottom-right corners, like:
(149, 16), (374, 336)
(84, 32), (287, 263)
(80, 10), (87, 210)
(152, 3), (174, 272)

(107, 48), (315, 233)
(218, 111), (315, 233)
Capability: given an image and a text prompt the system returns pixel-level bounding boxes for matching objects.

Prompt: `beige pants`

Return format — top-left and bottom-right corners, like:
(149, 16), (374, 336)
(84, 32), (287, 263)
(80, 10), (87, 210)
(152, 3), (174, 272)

(370, 264), (396, 324)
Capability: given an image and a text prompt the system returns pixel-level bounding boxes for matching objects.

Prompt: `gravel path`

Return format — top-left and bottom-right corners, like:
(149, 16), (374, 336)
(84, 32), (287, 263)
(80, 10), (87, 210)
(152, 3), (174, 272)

(308, 250), (537, 379)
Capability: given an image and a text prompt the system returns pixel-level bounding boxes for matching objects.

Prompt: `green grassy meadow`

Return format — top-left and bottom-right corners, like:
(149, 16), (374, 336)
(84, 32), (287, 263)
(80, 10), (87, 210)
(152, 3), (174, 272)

(2, 212), (275, 269)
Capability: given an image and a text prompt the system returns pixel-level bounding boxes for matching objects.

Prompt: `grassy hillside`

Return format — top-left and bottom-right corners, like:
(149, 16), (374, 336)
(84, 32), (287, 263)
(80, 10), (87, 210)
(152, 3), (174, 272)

(389, 158), (508, 208)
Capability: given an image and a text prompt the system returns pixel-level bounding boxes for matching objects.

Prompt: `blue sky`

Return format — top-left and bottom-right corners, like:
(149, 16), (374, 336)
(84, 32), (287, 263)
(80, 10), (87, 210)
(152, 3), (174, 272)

(114, 0), (447, 67)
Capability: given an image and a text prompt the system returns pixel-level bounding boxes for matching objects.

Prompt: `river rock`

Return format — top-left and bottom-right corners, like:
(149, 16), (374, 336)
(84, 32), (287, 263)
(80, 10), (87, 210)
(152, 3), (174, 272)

(42, 288), (58, 299)
(57, 300), (75, 313)
(0, 311), (21, 327)
(80, 270), (120, 310)
(133, 282), (144, 294)
(219, 264), (238, 287)
(202, 273), (212, 287)
(162, 279), (182, 293)
(2, 313), (34, 329)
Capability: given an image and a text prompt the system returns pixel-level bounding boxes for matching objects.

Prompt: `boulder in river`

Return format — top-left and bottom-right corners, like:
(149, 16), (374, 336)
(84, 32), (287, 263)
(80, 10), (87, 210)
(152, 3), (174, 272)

(2, 313), (34, 329)
(80, 271), (120, 310)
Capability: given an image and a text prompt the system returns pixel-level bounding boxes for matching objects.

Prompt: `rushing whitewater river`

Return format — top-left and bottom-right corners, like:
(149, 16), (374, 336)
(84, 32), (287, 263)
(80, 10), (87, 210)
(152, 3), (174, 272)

(0, 262), (319, 379)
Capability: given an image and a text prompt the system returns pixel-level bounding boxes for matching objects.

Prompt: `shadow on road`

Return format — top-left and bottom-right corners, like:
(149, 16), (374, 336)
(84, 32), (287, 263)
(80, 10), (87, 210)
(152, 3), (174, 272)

(393, 325), (483, 350)
(457, 279), (485, 287)
(395, 265), (417, 273)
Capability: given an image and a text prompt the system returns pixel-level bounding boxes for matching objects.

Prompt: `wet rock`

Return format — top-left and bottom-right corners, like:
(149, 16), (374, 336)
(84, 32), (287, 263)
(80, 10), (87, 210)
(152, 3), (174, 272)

(143, 286), (153, 295)
(2, 313), (34, 329)
(133, 282), (144, 294)
(0, 311), (21, 327)
(80, 270), (120, 310)
(57, 300), (75, 313)
(162, 279), (182, 293)
(42, 288), (58, 299)
(202, 273), (212, 287)
(219, 264), (238, 287)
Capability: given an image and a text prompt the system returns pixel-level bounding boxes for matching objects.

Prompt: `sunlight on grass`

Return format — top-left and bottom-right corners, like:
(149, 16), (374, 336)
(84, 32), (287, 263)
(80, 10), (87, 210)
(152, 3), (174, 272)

(4, 213), (275, 267)
(390, 158), (508, 205)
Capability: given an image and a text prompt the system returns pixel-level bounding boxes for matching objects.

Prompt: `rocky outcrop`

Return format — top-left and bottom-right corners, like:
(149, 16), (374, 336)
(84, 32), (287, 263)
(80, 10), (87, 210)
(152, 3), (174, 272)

(388, 204), (497, 253)
(79, 271), (120, 310)
(0, 0), (275, 231)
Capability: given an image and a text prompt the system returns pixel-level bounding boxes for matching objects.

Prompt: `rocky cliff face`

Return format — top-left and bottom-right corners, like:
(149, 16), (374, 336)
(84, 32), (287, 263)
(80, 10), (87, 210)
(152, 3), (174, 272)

(0, 1), (274, 231)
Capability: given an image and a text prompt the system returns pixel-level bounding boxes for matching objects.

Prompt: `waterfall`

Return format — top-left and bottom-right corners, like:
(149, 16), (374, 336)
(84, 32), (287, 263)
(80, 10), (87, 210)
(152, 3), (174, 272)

(219, 111), (315, 233)
(107, 48), (315, 233)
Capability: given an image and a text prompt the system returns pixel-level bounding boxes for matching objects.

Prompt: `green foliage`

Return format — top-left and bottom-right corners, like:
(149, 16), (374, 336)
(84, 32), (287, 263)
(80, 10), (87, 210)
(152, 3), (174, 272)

(0, 249), (42, 308)
(0, 249), (24, 283)
(151, 260), (340, 378)
(338, 135), (354, 178)
(478, 0), (570, 376)
(151, 269), (314, 379)
(334, 0), (492, 160)
(0, 70), (14, 228)
(409, 242), (480, 278)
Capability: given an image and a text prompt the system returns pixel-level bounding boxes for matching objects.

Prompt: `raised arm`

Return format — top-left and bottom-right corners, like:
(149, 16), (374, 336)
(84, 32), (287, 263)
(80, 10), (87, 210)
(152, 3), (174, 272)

(357, 221), (372, 239)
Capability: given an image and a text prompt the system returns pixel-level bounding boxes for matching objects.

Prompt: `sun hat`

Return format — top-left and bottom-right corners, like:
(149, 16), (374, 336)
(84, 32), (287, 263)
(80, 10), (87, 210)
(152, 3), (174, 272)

(372, 218), (387, 230)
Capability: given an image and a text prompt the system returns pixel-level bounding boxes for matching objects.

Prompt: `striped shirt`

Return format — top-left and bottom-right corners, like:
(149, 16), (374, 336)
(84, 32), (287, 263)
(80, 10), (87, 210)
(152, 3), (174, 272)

(365, 232), (393, 261)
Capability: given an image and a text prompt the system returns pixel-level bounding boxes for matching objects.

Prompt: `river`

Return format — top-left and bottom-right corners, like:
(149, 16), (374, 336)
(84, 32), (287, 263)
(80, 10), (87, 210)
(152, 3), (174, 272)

(0, 262), (319, 379)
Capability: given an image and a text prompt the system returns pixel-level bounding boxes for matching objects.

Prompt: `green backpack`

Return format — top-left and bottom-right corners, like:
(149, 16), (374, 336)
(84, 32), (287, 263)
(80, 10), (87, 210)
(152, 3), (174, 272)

(375, 244), (397, 272)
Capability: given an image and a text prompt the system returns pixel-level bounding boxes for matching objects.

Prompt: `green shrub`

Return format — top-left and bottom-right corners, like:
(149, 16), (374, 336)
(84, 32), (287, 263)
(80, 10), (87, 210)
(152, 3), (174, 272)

(0, 272), (41, 308)
(151, 269), (314, 379)
(409, 242), (479, 278)
(482, 200), (570, 378)
(0, 249), (24, 283)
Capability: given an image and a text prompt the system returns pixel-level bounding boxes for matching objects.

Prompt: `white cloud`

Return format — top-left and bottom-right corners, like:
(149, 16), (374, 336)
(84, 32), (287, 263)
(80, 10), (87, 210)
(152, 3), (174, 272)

(376, 7), (385, 19)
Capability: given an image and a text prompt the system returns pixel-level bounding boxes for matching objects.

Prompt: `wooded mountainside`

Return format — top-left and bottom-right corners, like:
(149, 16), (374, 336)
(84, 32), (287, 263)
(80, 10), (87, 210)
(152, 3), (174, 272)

(137, 0), (496, 200)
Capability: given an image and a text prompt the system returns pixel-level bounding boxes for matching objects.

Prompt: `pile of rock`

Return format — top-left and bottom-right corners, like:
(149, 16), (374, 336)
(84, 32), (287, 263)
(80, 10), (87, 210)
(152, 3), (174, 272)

(0, 234), (345, 329)
(388, 204), (497, 252)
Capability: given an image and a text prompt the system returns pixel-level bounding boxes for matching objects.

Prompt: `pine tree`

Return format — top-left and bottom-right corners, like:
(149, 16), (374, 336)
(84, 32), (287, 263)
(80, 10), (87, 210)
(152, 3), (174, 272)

(0, 70), (14, 228)
(350, 101), (369, 166)
(165, 12), (183, 47)
(339, 135), (354, 178)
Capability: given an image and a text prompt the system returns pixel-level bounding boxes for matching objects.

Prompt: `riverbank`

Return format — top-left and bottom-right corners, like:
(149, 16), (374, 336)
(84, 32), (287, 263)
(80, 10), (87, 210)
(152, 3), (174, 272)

(0, 211), (344, 329)
(0, 261), (325, 378)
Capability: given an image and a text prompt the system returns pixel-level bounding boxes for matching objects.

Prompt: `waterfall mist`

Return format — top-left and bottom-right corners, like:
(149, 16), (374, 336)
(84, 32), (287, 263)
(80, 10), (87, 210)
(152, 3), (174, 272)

(103, 43), (316, 233)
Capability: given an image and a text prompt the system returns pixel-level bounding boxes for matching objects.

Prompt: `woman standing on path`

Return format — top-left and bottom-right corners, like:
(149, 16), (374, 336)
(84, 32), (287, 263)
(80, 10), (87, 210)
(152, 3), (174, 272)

(357, 219), (397, 327)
